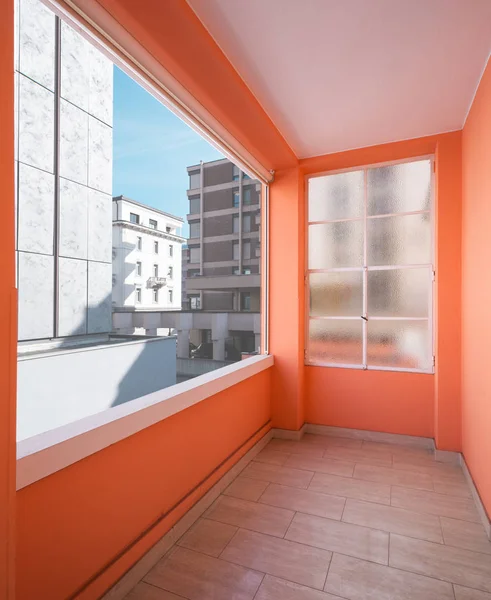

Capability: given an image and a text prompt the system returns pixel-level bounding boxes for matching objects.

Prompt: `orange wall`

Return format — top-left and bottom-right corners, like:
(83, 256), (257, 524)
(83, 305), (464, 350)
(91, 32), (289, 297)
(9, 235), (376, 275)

(16, 370), (271, 600)
(0, 0), (16, 597)
(297, 133), (462, 445)
(462, 58), (491, 517)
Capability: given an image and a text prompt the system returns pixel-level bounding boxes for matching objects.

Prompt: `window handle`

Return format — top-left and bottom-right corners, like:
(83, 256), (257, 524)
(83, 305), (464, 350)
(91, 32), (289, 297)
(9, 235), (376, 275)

(361, 316), (368, 321)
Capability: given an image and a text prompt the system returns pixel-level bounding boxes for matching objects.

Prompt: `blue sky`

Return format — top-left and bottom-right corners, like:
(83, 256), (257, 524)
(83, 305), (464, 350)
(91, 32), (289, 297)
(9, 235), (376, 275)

(112, 66), (224, 234)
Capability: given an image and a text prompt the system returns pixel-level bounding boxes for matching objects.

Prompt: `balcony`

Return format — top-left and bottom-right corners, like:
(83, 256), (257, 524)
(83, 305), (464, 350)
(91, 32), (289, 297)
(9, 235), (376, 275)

(185, 273), (260, 290)
(146, 276), (166, 289)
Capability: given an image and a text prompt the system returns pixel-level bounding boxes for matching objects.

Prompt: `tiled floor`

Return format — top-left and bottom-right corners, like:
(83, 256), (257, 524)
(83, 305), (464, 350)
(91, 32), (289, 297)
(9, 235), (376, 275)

(125, 434), (491, 600)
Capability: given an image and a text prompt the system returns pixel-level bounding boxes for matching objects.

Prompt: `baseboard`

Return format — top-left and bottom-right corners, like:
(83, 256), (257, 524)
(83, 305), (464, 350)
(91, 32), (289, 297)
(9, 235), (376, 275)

(304, 424), (435, 450)
(101, 427), (273, 600)
(434, 449), (461, 465)
(271, 424), (306, 441)
(461, 457), (491, 541)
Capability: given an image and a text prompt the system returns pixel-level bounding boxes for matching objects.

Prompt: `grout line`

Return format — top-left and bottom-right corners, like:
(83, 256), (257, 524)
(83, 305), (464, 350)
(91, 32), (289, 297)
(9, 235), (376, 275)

(142, 580), (189, 599)
(255, 481), (270, 504)
(323, 551), (334, 590)
(217, 526), (241, 559)
(340, 497), (348, 522)
(451, 583), (457, 600)
(283, 510), (297, 539)
(388, 532), (391, 566)
(438, 516), (446, 546)
(251, 573), (266, 600)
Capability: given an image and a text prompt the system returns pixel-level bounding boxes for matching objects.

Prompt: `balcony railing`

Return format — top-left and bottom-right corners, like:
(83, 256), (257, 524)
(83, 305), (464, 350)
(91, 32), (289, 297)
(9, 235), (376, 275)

(146, 277), (166, 289)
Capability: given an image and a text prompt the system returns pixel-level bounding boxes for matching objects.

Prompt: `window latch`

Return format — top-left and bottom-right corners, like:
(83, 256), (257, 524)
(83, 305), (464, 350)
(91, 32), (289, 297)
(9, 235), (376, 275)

(360, 316), (368, 321)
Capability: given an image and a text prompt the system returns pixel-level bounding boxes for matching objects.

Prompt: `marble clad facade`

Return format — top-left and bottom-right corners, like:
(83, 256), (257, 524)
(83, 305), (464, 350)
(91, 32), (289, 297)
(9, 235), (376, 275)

(15, 0), (113, 341)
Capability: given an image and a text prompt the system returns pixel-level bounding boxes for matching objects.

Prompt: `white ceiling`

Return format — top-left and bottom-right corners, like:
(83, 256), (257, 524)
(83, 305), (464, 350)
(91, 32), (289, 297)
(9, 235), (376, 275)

(188, 0), (491, 159)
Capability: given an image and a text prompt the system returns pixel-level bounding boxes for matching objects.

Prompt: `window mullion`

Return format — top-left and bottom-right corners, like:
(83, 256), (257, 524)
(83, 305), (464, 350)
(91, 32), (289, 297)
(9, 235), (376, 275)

(362, 168), (368, 369)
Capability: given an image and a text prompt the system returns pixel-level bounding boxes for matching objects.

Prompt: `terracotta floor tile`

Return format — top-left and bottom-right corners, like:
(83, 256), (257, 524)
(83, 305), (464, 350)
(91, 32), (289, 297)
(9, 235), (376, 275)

(255, 575), (342, 600)
(434, 480), (472, 498)
(266, 439), (324, 457)
(303, 434), (363, 449)
(223, 476), (270, 501)
(324, 552), (454, 600)
(353, 463), (433, 490)
(285, 454), (355, 477)
(389, 534), (491, 593)
(259, 483), (345, 520)
(441, 517), (491, 555)
(125, 582), (185, 599)
(361, 441), (434, 461)
(393, 455), (463, 477)
(309, 472), (391, 505)
(323, 446), (393, 466)
(204, 495), (294, 537)
(144, 547), (263, 600)
(454, 585), (491, 600)
(242, 461), (314, 488)
(177, 518), (237, 557)
(285, 512), (389, 565)
(342, 498), (443, 543)
(221, 528), (332, 589)
(254, 448), (290, 466)
(391, 487), (480, 522)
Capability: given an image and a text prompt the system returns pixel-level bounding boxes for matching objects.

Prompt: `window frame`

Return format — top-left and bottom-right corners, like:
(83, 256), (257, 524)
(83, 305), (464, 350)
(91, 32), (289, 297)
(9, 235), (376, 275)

(136, 261), (142, 277)
(130, 212), (140, 224)
(154, 241), (159, 254)
(149, 218), (158, 230)
(137, 236), (142, 250)
(135, 287), (142, 303)
(304, 155), (435, 374)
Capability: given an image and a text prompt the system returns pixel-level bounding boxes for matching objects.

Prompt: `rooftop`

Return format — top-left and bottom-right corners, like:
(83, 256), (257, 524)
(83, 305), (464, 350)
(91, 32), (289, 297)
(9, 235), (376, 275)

(113, 195), (185, 223)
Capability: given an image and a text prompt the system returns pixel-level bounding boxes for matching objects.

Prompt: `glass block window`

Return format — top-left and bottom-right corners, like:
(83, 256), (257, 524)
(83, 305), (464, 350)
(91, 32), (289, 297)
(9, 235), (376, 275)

(306, 158), (433, 372)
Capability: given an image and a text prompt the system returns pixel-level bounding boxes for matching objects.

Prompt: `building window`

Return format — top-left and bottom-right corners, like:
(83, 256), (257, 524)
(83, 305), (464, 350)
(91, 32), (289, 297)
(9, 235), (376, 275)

(154, 241), (159, 254)
(153, 264), (158, 277)
(189, 171), (200, 189)
(233, 241), (240, 260)
(241, 292), (251, 311)
(136, 261), (142, 276)
(153, 289), (159, 303)
(130, 212), (140, 224)
(189, 196), (200, 214)
(233, 215), (239, 233)
(188, 269), (200, 277)
(168, 290), (173, 303)
(233, 190), (240, 208)
(168, 266), (173, 279)
(137, 236), (142, 250)
(169, 244), (173, 257)
(233, 268), (240, 275)
(243, 188), (252, 205)
(149, 218), (157, 229)
(135, 287), (142, 303)
(243, 241), (251, 260)
(243, 214), (251, 233)
(243, 268), (251, 275)
(232, 165), (240, 181)
(190, 247), (200, 263)
(190, 295), (201, 309)
(166, 225), (171, 233)
(306, 158), (433, 372)
(190, 222), (201, 238)
(243, 172), (251, 180)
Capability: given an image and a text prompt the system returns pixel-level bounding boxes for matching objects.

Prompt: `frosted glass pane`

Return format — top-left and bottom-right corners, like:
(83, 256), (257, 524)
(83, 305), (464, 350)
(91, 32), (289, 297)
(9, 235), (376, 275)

(368, 268), (430, 317)
(309, 221), (363, 269)
(310, 271), (363, 317)
(309, 319), (362, 365)
(367, 320), (431, 369)
(367, 213), (431, 266)
(309, 171), (364, 221)
(367, 160), (431, 216)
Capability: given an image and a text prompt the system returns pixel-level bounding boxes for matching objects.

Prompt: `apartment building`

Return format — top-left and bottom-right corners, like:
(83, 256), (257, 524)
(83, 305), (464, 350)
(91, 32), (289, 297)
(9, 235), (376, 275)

(112, 195), (184, 310)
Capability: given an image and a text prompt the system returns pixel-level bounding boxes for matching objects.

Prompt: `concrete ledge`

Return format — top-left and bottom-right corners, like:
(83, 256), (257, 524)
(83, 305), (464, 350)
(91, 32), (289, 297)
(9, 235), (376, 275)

(461, 457), (491, 540)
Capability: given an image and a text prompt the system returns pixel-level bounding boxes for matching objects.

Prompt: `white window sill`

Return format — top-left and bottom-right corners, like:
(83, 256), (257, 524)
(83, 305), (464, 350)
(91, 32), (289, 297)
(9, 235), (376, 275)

(16, 354), (274, 490)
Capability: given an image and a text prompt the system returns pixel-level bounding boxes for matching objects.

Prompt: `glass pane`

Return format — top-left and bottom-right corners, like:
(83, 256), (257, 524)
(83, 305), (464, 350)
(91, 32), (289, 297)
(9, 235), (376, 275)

(367, 213), (431, 266)
(309, 170), (364, 221)
(309, 221), (363, 269)
(310, 271), (363, 317)
(368, 267), (430, 317)
(367, 160), (431, 216)
(308, 319), (363, 365)
(367, 320), (431, 370)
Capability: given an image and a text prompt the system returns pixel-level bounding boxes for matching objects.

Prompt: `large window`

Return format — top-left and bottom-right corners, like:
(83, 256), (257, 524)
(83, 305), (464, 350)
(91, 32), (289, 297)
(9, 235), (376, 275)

(306, 158), (433, 372)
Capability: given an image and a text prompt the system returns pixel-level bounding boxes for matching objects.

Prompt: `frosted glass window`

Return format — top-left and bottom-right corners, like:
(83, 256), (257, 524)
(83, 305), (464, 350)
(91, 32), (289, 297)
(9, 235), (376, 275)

(367, 213), (431, 266)
(308, 221), (363, 269)
(367, 320), (431, 370)
(368, 267), (430, 317)
(368, 160), (431, 216)
(309, 319), (362, 365)
(310, 271), (363, 317)
(309, 170), (364, 221)
(307, 157), (433, 372)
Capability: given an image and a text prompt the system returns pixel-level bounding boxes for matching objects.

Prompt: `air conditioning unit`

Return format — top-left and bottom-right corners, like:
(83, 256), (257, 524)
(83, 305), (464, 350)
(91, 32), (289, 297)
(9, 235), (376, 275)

(146, 276), (166, 289)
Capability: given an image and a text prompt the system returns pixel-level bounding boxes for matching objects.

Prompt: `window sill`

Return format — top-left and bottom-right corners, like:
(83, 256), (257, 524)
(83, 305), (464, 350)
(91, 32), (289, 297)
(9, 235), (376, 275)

(16, 354), (274, 490)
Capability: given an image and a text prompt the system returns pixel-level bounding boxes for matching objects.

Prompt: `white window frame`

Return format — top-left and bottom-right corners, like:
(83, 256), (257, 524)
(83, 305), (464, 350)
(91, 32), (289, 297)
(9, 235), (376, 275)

(305, 156), (435, 374)
(169, 244), (173, 257)
(136, 261), (142, 277)
(153, 264), (158, 277)
(135, 287), (142, 303)
(154, 241), (159, 254)
(149, 218), (158, 230)
(137, 236), (142, 250)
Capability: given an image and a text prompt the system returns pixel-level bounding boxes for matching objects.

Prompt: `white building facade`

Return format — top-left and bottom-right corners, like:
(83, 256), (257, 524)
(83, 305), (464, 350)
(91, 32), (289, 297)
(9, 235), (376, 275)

(112, 196), (184, 311)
